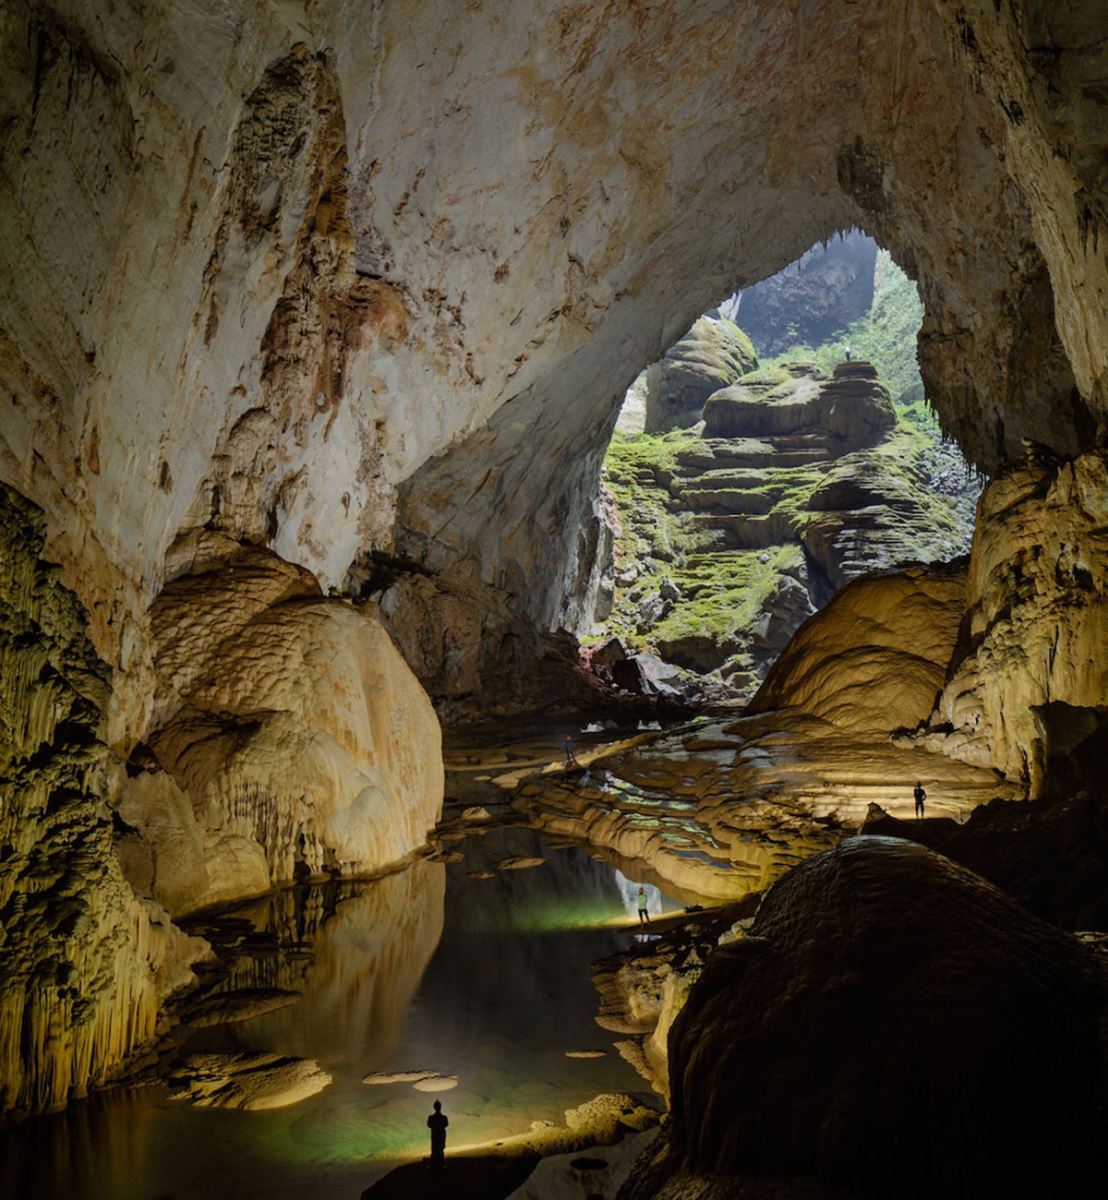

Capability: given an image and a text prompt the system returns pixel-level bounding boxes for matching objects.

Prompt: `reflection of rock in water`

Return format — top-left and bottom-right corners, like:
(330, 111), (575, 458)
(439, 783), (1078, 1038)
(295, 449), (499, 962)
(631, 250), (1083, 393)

(194, 861), (445, 1064)
(419, 829), (630, 1051)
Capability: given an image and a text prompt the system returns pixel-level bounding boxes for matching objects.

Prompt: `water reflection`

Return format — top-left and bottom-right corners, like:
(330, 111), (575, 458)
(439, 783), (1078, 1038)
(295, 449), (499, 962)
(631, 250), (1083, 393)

(2, 829), (681, 1200)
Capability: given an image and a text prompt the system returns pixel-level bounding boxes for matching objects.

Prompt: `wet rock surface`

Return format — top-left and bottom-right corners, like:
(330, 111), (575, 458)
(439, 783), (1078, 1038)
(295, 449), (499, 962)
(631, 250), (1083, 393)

(626, 837), (1104, 1200)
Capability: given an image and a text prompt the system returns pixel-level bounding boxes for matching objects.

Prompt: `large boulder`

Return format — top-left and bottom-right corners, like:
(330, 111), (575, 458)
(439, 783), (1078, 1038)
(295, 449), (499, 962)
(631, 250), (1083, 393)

(625, 837), (1103, 1200)
(643, 316), (758, 433)
(118, 534), (443, 916)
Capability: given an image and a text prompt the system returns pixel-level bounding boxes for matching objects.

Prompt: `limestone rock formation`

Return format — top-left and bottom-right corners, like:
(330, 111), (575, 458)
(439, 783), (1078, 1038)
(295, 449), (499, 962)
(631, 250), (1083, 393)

(600, 364), (970, 693)
(116, 535), (443, 917)
(642, 315), (758, 434)
(0, 486), (205, 1116)
(749, 559), (969, 733)
(626, 838), (1103, 1200)
(921, 448), (1108, 794)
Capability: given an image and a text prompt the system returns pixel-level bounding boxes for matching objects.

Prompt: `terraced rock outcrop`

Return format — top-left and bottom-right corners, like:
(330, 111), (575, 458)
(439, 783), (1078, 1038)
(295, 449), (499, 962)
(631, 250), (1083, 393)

(641, 315), (758, 434)
(601, 362), (971, 693)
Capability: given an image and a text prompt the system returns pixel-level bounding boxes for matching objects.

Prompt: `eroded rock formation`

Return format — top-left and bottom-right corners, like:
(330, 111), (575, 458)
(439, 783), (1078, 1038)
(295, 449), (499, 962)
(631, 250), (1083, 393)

(600, 361), (971, 691)
(0, 486), (204, 1116)
(1, 0), (1107, 1119)
(118, 534), (443, 916)
(919, 448), (1108, 794)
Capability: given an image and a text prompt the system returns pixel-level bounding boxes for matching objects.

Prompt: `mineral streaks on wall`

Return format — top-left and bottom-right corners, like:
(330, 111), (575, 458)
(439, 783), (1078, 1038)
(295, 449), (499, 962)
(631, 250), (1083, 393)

(0, 485), (203, 1116)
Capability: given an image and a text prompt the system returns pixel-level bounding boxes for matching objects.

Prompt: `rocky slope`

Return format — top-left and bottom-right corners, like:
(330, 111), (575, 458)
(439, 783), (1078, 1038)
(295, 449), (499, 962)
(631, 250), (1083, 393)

(597, 361), (971, 693)
(518, 560), (1021, 902)
(624, 838), (1104, 1200)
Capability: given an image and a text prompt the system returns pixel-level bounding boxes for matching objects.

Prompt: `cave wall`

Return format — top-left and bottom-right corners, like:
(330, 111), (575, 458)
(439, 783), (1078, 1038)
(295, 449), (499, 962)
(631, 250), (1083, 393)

(0, 485), (203, 1116)
(3, 0), (1105, 724)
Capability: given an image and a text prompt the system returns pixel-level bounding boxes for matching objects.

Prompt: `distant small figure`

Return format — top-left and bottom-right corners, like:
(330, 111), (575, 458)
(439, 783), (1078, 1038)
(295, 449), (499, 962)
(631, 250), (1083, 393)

(844, 343), (853, 362)
(914, 781), (926, 819)
(427, 1099), (448, 1169)
(564, 734), (580, 769)
(637, 885), (650, 926)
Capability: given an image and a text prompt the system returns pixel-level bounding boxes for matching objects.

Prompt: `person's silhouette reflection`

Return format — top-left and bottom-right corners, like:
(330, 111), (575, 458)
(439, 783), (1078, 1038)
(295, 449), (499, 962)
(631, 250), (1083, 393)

(427, 1099), (448, 1168)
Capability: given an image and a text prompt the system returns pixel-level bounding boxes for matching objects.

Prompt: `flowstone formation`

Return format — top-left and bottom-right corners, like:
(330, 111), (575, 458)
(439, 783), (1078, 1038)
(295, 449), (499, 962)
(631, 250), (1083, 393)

(118, 533), (443, 918)
(518, 561), (1019, 903)
(623, 838), (1104, 1200)
(598, 359), (970, 692)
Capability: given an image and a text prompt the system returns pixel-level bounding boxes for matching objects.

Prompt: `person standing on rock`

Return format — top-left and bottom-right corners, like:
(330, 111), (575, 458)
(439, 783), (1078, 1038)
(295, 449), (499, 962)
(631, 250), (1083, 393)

(914, 781), (926, 819)
(844, 342), (852, 362)
(637, 885), (650, 926)
(564, 733), (580, 769)
(427, 1099), (448, 1169)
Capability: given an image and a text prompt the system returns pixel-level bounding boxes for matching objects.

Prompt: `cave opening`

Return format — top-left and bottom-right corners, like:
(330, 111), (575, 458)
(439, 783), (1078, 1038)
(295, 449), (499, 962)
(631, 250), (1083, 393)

(570, 230), (981, 703)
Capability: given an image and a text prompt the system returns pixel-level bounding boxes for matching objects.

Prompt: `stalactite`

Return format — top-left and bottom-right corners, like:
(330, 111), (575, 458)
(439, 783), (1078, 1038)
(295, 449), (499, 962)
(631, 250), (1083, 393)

(0, 484), (203, 1116)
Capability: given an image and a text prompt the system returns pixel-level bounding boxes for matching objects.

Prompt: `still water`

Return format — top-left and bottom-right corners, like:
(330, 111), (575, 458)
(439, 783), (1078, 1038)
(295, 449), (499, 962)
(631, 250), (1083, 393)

(3, 829), (683, 1200)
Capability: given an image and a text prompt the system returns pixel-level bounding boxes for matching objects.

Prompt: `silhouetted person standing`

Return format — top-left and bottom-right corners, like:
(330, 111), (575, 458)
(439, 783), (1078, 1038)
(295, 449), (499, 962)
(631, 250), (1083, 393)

(564, 734), (580, 768)
(427, 1099), (448, 1168)
(844, 343), (852, 361)
(914, 781), (926, 819)
(637, 885), (650, 926)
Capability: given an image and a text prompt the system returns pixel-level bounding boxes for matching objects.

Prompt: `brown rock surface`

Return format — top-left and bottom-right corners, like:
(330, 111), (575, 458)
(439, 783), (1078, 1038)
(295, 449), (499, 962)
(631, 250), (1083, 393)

(626, 837), (1103, 1200)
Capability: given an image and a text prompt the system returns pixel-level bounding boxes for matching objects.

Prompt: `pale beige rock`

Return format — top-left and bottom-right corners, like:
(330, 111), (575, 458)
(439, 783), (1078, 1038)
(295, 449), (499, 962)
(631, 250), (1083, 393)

(125, 541), (444, 916)
(926, 449), (1108, 794)
(166, 1052), (332, 1110)
(749, 561), (969, 733)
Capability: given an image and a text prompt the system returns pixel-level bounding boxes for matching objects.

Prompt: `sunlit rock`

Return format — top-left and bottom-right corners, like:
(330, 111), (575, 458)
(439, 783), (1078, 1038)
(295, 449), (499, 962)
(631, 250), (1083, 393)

(642, 315), (758, 434)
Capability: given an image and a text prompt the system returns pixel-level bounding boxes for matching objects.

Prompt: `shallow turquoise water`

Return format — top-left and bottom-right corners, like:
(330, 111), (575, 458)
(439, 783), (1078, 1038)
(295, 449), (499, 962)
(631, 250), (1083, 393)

(3, 829), (684, 1200)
